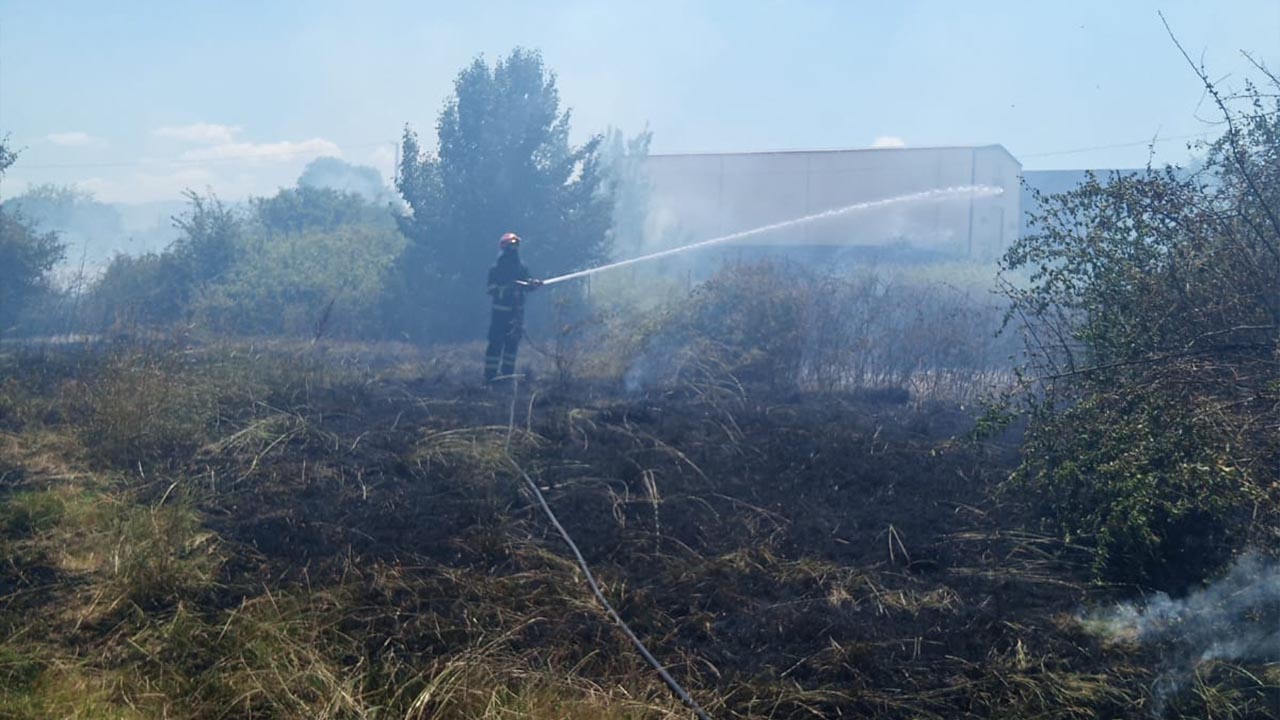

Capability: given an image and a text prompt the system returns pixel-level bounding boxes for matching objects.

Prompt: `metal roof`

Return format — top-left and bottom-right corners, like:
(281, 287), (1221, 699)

(649, 144), (1021, 167)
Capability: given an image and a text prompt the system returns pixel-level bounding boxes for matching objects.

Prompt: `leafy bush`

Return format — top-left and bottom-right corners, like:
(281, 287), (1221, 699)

(621, 259), (1011, 398)
(88, 251), (189, 330)
(86, 185), (404, 339)
(0, 209), (64, 337)
(86, 190), (240, 333)
(193, 221), (405, 337)
(1000, 76), (1280, 586)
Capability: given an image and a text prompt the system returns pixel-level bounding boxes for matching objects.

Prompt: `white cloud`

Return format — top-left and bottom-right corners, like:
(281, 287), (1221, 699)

(154, 123), (243, 145)
(871, 135), (907, 148)
(47, 127), (345, 203)
(179, 138), (342, 164)
(46, 131), (101, 146)
(79, 139), (342, 203)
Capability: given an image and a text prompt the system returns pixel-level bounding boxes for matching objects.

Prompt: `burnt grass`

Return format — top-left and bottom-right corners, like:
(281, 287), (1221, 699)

(1, 343), (1276, 719)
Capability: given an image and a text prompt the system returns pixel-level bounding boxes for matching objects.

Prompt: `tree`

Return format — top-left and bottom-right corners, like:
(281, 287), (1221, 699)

(997, 74), (1279, 587)
(392, 48), (614, 341)
(198, 184), (402, 337)
(90, 189), (240, 331)
(5, 184), (127, 271)
(5, 184), (124, 241)
(170, 189), (241, 290)
(251, 185), (386, 236)
(0, 137), (64, 335)
(298, 157), (396, 204)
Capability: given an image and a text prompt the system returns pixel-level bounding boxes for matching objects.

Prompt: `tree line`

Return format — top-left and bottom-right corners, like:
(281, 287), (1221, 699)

(2, 49), (1275, 590)
(1, 48), (627, 343)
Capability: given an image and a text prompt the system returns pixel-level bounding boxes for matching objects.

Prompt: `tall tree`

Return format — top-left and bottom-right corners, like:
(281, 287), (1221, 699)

(5, 184), (124, 238)
(251, 185), (385, 236)
(6, 184), (125, 267)
(393, 48), (613, 341)
(0, 137), (64, 335)
(297, 157), (396, 204)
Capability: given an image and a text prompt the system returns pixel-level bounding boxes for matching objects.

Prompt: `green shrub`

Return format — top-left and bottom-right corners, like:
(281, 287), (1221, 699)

(999, 77), (1279, 586)
(620, 259), (1010, 397)
(88, 251), (189, 331)
(193, 222), (405, 338)
(1013, 393), (1253, 586)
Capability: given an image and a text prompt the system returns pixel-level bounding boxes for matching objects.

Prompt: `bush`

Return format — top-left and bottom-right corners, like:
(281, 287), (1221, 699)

(620, 259), (1011, 399)
(0, 209), (64, 336)
(85, 187), (404, 339)
(1014, 393), (1252, 586)
(89, 252), (189, 331)
(193, 222), (404, 338)
(999, 76), (1280, 586)
(683, 261), (809, 390)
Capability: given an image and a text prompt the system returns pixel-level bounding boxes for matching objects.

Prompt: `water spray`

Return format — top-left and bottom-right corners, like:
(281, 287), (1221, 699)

(541, 184), (1005, 286)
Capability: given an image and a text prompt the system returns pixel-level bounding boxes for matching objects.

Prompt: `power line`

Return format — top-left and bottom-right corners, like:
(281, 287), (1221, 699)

(1017, 130), (1218, 159)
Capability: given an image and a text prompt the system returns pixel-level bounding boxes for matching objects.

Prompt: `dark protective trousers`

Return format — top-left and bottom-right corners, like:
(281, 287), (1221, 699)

(484, 308), (521, 382)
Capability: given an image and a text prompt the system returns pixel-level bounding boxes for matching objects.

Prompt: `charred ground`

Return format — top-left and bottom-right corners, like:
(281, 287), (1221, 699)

(1, 341), (1274, 719)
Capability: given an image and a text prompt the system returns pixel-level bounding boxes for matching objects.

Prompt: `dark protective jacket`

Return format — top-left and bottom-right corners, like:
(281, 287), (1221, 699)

(485, 249), (534, 382)
(487, 249), (532, 313)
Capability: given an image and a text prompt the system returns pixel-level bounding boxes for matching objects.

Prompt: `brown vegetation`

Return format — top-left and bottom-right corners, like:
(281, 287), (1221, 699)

(1, 337), (1275, 719)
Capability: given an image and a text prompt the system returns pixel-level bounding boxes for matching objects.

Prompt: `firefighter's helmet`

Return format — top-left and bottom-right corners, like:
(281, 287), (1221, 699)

(499, 232), (521, 250)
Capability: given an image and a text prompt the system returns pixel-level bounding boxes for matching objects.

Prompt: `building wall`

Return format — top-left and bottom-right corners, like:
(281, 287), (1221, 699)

(640, 145), (1021, 263)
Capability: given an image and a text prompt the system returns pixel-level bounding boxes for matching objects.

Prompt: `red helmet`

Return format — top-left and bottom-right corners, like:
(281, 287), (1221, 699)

(499, 232), (521, 250)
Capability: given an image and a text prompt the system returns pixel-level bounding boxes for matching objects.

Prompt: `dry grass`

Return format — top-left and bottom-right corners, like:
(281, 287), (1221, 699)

(0, 339), (1274, 719)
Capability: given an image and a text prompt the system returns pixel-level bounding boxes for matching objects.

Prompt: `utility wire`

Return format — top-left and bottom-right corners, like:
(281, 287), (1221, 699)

(1017, 130), (1218, 159)
(501, 378), (713, 719)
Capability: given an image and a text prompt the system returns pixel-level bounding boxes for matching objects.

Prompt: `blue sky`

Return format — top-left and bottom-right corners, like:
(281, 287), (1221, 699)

(2, 0), (1276, 203)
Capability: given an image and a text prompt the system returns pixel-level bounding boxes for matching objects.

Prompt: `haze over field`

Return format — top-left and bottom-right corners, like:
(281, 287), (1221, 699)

(0, 4), (1277, 719)
(2, 1), (1276, 205)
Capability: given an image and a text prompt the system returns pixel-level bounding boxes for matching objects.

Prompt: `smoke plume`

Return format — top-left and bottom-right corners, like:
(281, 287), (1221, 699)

(1086, 553), (1280, 714)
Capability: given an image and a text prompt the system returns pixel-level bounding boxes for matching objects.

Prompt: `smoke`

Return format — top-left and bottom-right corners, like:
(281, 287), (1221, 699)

(623, 333), (677, 394)
(545, 185), (1004, 286)
(297, 157), (396, 204)
(1085, 553), (1280, 714)
(623, 310), (713, 394)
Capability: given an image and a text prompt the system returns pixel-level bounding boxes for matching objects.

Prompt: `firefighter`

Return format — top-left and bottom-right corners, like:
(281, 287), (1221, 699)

(485, 232), (542, 383)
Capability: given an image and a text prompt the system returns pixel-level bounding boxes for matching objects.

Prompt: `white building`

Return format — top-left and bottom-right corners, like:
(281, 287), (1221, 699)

(641, 145), (1022, 263)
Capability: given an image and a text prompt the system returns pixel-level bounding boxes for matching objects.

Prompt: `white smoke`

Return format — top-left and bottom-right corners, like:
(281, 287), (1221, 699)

(1085, 553), (1280, 714)
(543, 185), (1004, 286)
